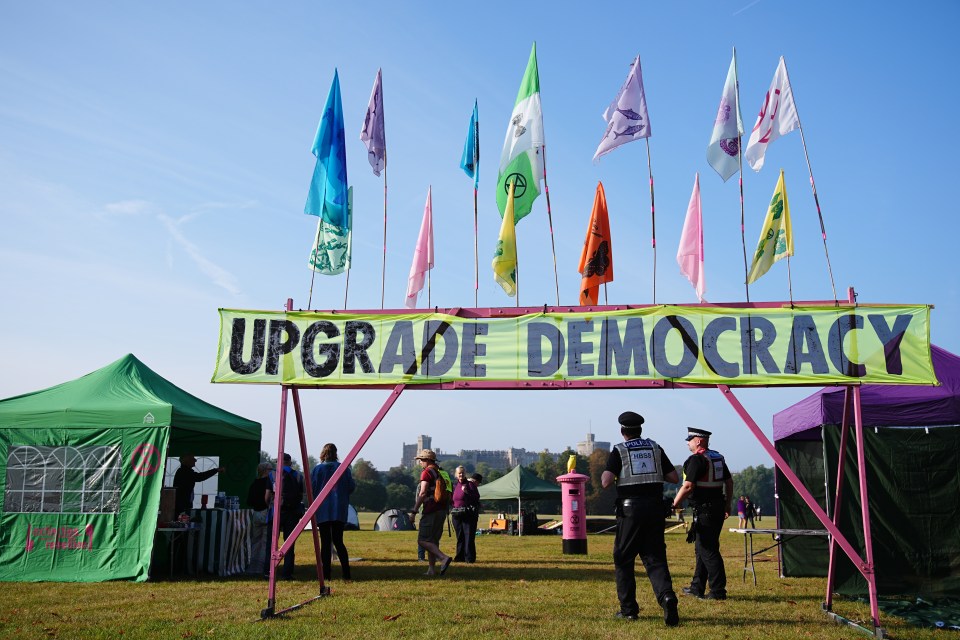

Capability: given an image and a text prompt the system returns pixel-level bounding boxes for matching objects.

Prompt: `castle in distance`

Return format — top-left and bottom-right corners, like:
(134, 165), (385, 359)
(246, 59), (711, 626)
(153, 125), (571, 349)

(401, 432), (610, 470)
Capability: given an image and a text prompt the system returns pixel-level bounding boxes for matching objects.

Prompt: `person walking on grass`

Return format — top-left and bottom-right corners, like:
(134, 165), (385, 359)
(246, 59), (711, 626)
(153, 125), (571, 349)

(601, 411), (680, 627)
(673, 427), (733, 601)
(410, 449), (452, 577)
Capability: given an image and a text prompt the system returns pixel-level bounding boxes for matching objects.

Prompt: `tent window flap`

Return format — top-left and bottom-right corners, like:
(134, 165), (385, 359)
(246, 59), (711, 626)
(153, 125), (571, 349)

(4, 445), (121, 514)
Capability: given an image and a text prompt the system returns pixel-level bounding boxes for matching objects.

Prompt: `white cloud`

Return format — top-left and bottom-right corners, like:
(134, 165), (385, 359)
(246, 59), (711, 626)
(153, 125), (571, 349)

(157, 212), (242, 296)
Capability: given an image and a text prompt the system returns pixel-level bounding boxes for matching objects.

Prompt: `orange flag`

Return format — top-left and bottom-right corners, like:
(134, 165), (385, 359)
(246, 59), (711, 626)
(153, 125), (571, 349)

(577, 182), (614, 305)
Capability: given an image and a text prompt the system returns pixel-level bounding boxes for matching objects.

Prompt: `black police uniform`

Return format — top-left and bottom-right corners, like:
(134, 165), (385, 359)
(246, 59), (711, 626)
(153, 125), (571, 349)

(682, 448), (731, 598)
(605, 435), (677, 617)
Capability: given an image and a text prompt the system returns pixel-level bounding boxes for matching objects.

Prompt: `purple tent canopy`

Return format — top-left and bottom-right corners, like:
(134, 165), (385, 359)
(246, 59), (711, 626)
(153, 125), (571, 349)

(773, 345), (960, 441)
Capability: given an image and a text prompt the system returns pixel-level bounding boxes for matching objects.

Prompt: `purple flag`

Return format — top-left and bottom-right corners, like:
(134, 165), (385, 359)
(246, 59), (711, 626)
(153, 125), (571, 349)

(360, 68), (387, 176)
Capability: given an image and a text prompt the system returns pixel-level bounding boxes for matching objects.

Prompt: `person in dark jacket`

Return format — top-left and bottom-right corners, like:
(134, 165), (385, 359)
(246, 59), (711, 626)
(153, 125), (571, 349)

(172, 454), (223, 515)
(310, 443), (356, 581)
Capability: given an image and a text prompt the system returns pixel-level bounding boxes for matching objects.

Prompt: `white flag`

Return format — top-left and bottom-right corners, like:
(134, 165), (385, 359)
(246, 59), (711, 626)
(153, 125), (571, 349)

(706, 50), (744, 182)
(593, 54), (651, 161)
(744, 57), (800, 171)
(677, 173), (706, 301)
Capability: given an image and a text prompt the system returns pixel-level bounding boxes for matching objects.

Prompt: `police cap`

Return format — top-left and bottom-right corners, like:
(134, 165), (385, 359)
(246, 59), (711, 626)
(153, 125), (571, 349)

(618, 411), (645, 429)
(685, 427), (712, 441)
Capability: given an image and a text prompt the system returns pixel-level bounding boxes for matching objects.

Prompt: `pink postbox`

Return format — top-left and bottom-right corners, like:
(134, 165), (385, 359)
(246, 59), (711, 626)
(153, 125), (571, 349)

(556, 472), (589, 554)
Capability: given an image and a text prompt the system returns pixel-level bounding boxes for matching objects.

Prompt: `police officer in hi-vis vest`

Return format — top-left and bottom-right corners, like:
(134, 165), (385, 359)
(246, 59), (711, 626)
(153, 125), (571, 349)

(602, 411), (680, 627)
(672, 427), (734, 600)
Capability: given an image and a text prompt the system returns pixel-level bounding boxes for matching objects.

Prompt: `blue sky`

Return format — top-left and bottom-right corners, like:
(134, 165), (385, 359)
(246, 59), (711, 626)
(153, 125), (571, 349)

(2, 2), (958, 474)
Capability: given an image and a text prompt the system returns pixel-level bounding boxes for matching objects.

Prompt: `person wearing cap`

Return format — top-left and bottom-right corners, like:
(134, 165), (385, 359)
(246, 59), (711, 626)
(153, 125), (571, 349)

(172, 453), (225, 516)
(410, 449), (453, 577)
(601, 411), (680, 627)
(672, 427), (734, 601)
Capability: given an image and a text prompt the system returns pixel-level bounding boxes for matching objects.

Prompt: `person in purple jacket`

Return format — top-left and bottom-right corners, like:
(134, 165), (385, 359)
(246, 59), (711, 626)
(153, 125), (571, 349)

(450, 466), (481, 563)
(310, 443), (356, 581)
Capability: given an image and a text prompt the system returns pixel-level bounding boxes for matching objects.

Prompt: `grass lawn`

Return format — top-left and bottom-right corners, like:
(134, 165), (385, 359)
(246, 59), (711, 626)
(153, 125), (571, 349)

(1, 512), (938, 639)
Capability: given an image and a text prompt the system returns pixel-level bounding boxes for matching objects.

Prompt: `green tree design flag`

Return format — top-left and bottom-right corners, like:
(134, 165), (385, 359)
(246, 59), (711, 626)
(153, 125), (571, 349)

(747, 170), (793, 284)
(496, 43), (543, 223)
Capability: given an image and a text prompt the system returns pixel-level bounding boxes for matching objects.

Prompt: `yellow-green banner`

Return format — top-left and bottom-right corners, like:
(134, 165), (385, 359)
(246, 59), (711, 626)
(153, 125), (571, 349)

(212, 305), (935, 387)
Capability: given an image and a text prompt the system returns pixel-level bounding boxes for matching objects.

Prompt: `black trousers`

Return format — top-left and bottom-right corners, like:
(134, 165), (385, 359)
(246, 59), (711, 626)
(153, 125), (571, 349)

(613, 496), (675, 616)
(451, 510), (478, 562)
(278, 510), (300, 578)
(318, 521), (351, 580)
(689, 502), (727, 596)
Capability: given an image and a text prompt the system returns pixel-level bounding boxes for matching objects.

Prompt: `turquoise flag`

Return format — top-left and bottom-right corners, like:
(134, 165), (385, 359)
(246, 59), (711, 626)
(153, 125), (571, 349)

(460, 100), (479, 186)
(305, 70), (349, 229)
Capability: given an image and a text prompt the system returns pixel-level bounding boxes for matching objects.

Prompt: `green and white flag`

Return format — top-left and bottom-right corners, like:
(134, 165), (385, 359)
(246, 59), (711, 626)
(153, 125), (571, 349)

(309, 187), (353, 275)
(496, 43), (544, 223)
(747, 171), (792, 284)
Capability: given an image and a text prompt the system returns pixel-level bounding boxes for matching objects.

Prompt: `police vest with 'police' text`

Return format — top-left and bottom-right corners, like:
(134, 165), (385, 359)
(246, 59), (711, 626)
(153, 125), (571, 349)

(615, 438), (665, 486)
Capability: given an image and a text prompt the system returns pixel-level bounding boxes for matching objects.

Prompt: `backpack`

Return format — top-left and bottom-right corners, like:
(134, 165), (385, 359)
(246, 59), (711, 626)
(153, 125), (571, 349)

(273, 468), (304, 513)
(432, 467), (451, 508)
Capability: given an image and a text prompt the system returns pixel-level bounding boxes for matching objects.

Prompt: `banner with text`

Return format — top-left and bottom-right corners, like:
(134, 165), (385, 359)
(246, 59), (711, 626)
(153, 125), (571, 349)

(213, 306), (935, 387)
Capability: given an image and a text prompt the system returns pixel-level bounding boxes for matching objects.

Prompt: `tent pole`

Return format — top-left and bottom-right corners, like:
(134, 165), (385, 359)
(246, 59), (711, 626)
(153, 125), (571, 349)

(292, 388), (325, 592)
(825, 386), (853, 610)
(518, 497), (522, 537)
(853, 386), (882, 634)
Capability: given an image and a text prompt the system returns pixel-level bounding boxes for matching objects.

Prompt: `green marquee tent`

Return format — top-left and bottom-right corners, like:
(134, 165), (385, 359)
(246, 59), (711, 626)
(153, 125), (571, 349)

(479, 465), (561, 514)
(0, 354), (260, 582)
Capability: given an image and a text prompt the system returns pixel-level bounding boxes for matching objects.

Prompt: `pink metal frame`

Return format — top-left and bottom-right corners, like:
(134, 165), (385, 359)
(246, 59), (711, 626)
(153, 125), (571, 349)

(259, 291), (887, 634)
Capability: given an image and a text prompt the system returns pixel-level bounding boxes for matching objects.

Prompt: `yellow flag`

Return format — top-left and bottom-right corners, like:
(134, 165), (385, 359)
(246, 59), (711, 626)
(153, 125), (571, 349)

(747, 170), (793, 284)
(492, 181), (518, 296)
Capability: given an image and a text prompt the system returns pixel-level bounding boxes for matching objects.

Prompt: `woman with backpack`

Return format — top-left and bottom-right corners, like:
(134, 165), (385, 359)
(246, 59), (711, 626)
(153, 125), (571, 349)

(410, 449), (452, 577)
(310, 443), (356, 582)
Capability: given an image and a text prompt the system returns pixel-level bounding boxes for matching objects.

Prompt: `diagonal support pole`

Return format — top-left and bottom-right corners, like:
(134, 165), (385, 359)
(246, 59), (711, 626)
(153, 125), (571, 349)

(718, 384), (883, 634)
(273, 385), (406, 585)
(717, 386), (867, 567)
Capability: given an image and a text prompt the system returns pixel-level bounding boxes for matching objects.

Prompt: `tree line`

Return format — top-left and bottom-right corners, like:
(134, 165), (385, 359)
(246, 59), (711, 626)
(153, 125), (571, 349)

(260, 450), (776, 516)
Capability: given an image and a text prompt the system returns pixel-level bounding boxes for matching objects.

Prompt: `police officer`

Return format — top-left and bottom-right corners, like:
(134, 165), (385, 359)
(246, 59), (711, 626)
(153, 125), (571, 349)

(601, 411), (680, 627)
(672, 427), (733, 600)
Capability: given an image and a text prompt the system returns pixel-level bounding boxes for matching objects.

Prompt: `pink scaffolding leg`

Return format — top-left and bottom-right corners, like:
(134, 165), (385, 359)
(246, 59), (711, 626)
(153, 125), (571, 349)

(825, 386), (853, 609)
(292, 388), (325, 590)
(853, 386), (882, 632)
(262, 384), (407, 618)
(718, 385), (866, 564)
(264, 385), (289, 617)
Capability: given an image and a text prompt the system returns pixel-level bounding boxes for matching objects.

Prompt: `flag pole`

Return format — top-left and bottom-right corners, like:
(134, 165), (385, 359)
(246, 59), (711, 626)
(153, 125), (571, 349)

(540, 145), (560, 306)
(307, 223), (323, 310)
(380, 161), (388, 309)
(782, 57), (837, 301)
(473, 116), (480, 308)
(733, 48), (750, 303)
(645, 139), (656, 304)
(787, 255), (794, 305)
(473, 183), (479, 308)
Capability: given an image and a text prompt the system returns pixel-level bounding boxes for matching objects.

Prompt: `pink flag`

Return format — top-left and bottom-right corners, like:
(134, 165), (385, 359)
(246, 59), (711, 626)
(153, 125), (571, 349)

(676, 173), (706, 302)
(404, 186), (434, 308)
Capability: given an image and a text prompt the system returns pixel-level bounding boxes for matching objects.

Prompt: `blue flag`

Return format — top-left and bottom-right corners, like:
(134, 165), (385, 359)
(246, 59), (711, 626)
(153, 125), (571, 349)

(459, 100), (479, 186)
(305, 70), (349, 229)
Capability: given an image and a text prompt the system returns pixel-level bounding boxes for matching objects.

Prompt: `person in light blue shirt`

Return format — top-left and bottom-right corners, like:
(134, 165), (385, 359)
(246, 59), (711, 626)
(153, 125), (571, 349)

(310, 443), (356, 581)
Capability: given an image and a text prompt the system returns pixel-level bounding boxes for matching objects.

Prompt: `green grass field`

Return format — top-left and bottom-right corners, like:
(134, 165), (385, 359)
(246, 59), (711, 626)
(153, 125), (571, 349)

(0, 513), (939, 639)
